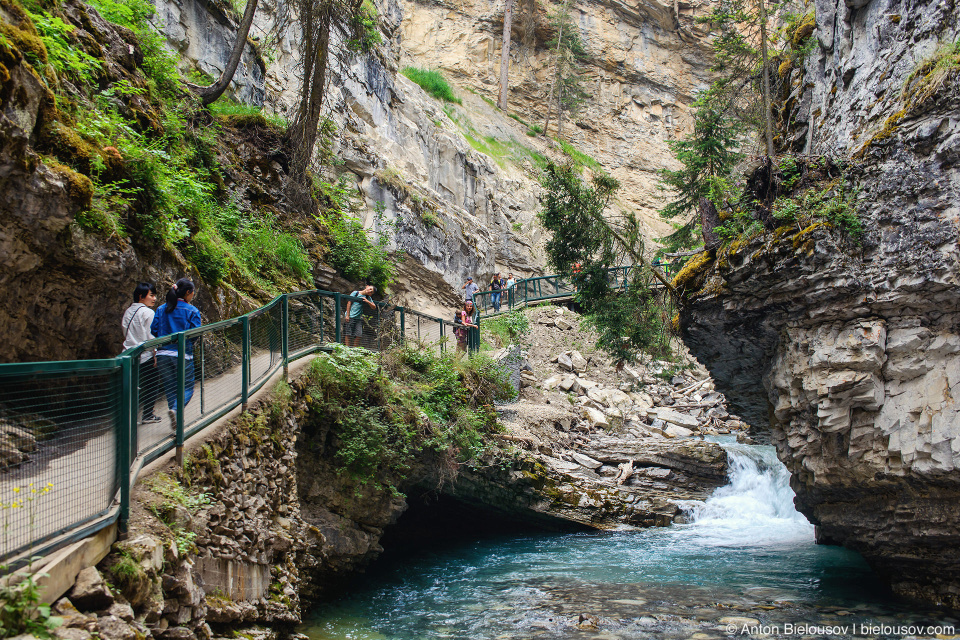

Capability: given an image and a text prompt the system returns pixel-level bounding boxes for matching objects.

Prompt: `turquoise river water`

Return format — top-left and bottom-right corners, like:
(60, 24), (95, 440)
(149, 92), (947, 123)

(301, 443), (959, 639)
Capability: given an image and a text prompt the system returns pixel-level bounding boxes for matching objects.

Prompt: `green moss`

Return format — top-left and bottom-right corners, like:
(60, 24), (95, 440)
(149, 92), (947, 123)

(670, 251), (715, 293)
(45, 158), (93, 206)
(0, 20), (48, 65)
(41, 121), (99, 171)
(888, 14), (901, 23)
(790, 12), (815, 48)
(778, 58), (793, 77)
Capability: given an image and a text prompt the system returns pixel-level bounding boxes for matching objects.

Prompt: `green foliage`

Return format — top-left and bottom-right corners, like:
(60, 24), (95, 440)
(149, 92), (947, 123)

(539, 162), (672, 364)
(87, 0), (182, 96)
(401, 67), (462, 104)
(305, 345), (512, 491)
(512, 221), (522, 231)
(236, 217), (313, 283)
(557, 138), (602, 172)
(481, 310), (529, 347)
(0, 571), (63, 638)
(186, 228), (230, 284)
(347, 0), (382, 52)
(28, 11), (101, 85)
(584, 279), (673, 363)
(546, 5), (589, 127)
(526, 124), (543, 136)
(144, 472), (211, 513)
(902, 37), (960, 109)
(209, 100), (289, 129)
(321, 203), (395, 292)
(658, 93), (742, 220)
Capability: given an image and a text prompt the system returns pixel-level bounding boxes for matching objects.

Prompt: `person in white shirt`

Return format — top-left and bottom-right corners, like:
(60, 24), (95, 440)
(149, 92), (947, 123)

(122, 283), (160, 424)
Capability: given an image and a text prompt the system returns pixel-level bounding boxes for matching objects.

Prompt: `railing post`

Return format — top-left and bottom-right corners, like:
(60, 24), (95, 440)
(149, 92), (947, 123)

(118, 355), (132, 539)
(282, 294), (289, 379)
(439, 319), (445, 354)
(130, 354), (139, 461)
(318, 295), (325, 344)
(334, 293), (342, 345)
(399, 307), (405, 344)
(176, 333), (186, 466)
(241, 315), (250, 411)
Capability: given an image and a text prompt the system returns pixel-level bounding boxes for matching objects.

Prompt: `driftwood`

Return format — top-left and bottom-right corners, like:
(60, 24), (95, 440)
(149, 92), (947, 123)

(495, 433), (538, 447)
(677, 378), (710, 395)
(615, 460), (634, 485)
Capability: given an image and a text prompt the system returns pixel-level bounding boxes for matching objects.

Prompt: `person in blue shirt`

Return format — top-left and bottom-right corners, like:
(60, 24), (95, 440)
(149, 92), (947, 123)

(151, 278), (202, 423)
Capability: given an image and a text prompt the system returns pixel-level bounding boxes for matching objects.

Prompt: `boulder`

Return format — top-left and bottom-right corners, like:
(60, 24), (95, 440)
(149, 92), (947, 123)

(556, 318), (573, 331)
(663, 425), (694, 438)
(68, 567), (114, 612)
(650, 408), (699, 429)
(542, 376), (561, 390)
(557, 353), (574, 371)
(583, 407), (609, 428)
(96, 616), (136, 640)
(571, 452), (603, 470)
(570, 351), (588, 372)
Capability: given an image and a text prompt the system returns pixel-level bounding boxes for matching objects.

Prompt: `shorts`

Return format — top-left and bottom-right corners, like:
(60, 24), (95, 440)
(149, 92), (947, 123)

(346, 316), (364, 337)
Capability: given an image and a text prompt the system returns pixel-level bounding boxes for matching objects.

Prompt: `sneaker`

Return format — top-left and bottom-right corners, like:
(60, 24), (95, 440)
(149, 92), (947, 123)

(141, 415), (162, 424)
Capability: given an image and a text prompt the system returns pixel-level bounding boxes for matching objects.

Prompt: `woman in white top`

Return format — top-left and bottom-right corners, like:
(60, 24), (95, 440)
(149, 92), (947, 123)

(121, 283), (160, 423)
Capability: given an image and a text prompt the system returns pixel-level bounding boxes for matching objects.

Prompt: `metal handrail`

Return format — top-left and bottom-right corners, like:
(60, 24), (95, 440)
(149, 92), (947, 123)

(0, 266), (637, 568)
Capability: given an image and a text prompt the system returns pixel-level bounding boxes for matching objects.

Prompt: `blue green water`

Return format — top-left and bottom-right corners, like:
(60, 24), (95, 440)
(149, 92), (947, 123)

(302, 445), (957, 639)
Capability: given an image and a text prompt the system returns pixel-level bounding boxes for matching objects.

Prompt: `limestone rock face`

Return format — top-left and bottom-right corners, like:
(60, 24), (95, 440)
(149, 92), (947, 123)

(399, 0), (716, 238)
(678, 0), (960, 607)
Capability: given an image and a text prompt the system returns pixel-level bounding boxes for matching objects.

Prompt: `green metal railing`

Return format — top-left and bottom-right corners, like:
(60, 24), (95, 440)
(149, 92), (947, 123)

(0, 289), (461, 569)
(473, 265), (668, 319)
(0, 264), (655, 569)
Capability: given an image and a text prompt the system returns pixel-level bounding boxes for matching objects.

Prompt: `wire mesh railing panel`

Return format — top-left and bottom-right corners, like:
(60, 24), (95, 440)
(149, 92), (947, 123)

(288, 292), (325, 356)
(0, 366), (120, 563)
(188, 322), (244, 434)
(133, 355), (172, 456)
(249, 306), (282, 388)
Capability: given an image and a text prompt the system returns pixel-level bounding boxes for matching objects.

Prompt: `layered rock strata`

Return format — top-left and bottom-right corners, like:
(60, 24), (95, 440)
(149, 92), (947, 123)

(678, 0), (960, 606)
(399, 0), (717, 237)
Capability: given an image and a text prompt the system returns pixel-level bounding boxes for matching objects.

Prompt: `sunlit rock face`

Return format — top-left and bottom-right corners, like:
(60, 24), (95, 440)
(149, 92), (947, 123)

(399, 0), (716, 240)
(679, 0), (960, 607)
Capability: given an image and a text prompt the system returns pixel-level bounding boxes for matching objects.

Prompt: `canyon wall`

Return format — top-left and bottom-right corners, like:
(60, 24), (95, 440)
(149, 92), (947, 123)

(399, 0), (716, 239)
(679, 0), (960, 606)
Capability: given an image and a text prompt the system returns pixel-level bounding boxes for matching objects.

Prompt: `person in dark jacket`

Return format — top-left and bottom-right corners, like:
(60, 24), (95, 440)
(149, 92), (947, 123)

(151, 279), (202, 423)
(489, 272), (506, 312)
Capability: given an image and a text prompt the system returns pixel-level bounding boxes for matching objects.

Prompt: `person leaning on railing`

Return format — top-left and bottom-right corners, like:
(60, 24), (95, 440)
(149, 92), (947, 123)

(454, 299), (478, 354)
(122, 282), (160, 424)
(151, 279), (202, 424)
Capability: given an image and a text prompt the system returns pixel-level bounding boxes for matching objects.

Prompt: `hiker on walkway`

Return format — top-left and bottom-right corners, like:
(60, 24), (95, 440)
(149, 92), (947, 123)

(462, 276), (479, 303)
(122, 282), (160, 424)
(151, 279), (202, 424)
(489, 272), (506, 312)
(344, 284), (377, 347)
(454, 299), (478, 354)
(505, 273), (516, 308)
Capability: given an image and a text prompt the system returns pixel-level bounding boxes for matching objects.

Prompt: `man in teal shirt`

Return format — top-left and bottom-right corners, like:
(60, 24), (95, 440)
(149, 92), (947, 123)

(344, 284), (376, 347)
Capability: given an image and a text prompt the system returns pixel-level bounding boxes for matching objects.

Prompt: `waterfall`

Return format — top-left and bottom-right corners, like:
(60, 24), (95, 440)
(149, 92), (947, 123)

(681, 442), (815, 547)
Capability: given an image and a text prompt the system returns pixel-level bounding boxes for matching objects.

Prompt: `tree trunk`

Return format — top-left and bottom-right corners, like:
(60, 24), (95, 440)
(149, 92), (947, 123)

(556, 80), (563, 139)
(699, 197), (721, 248)
(187, 0), (260, 105)
(758, 0), (774, 157)
(498, 0), (515, 111)
(287, 4), (331, 208)
(542, 0), (568, 136)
